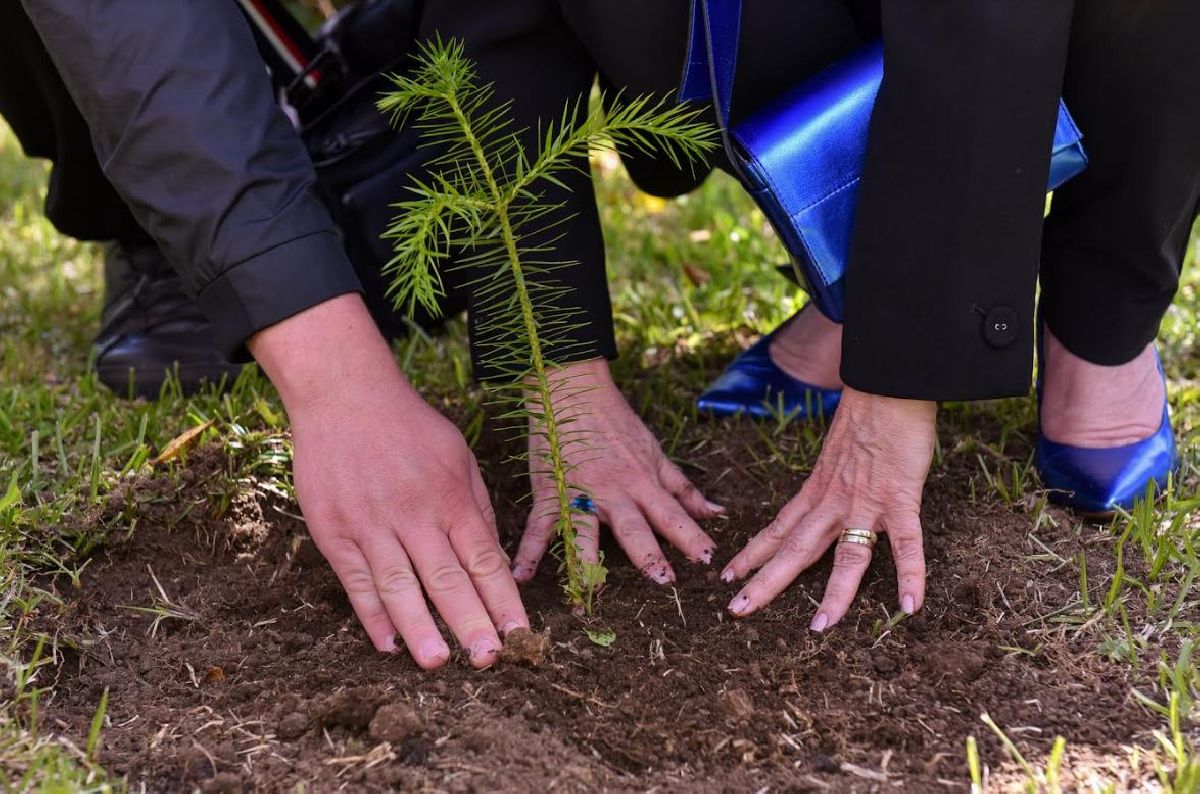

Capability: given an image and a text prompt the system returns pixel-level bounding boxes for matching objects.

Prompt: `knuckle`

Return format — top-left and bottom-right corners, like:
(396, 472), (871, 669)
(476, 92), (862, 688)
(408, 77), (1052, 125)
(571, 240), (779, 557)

(425, 563), (471, 595)
(781, 533), (809, 558)
(339, 566), (377, 594)
(465, 548), (509, 580)
(376, 565), (418, 595)
(764, 520), (790, 542)
(610, 516), (646, 540)
(832, 542), (872, 569)
(524, 511), (556, 539)
(891, 535), (925, 565)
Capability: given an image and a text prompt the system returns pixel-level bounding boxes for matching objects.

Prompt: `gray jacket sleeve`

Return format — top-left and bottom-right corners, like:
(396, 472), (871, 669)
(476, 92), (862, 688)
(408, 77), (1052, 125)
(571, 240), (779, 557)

(20, 0), (362, 358)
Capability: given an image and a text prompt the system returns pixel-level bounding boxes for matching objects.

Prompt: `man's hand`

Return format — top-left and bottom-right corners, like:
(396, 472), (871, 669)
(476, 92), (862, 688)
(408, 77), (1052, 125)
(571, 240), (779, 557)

(512, 358), (723, 585)
(250, 295), (528, 669)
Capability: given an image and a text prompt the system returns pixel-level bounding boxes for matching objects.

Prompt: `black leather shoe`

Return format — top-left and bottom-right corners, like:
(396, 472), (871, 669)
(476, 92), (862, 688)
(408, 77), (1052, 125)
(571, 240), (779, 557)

(92, 240), (243, 399)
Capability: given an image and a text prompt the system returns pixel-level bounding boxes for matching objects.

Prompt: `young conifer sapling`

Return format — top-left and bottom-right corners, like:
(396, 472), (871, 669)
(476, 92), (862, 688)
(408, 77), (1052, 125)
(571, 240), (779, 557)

(379, 39), (716, 612)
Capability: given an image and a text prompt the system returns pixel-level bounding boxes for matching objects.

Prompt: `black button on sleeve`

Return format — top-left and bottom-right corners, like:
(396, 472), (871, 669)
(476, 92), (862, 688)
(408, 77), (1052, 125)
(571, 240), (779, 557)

(982, 306), (1019, 348)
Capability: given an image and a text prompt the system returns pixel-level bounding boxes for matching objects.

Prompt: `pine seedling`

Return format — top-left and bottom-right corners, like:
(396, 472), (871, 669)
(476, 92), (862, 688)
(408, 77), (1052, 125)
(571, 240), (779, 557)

(378, 39), (716, 610)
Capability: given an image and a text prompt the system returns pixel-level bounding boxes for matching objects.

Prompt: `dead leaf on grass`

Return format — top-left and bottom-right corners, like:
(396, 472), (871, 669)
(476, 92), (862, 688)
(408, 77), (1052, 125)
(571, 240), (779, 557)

(152, 420), (215, 465)
(682, 262), (711, 286)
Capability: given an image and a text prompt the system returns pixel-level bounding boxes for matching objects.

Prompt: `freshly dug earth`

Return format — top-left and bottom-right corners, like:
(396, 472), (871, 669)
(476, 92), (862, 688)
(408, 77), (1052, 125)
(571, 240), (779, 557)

(36, 402), (1166, 791)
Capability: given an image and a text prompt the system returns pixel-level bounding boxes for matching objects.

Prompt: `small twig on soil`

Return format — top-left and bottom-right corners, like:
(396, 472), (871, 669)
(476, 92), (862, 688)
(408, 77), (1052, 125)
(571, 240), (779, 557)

(324, 742), (397, 776)
(550, 682), (613, 710)
(839, 761), (889, 783)
(671, 587), (686, 628)
(191, 740), (218, 777)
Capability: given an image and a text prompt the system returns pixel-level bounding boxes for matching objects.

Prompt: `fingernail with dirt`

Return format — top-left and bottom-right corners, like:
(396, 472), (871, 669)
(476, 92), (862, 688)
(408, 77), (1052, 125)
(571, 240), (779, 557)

(699, 547), (714, 565)
(646, 564), (674, 585)
(727, 594), (749, 615)
(421, 640), (450, 663)
(470, 638), (500, 663)
(720, 569), (735, 584)
(810, 613), (829, 632)
(705, 500), (726, 515)
(901, 594), (916, 615)
(499, 621), (523, 637)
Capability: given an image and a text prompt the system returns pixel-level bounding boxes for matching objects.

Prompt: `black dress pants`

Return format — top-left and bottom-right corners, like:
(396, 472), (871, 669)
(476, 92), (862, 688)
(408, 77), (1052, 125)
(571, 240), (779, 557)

(1042, 1), (1200, 365)
(6, 1), (1197, 386)
(0, 1), (144, 243)
(562, 0), (1200, 371)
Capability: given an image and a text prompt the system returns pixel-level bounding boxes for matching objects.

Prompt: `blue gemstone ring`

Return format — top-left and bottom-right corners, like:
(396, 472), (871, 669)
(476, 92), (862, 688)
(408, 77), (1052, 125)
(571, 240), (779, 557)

(569, 494), (596, 514)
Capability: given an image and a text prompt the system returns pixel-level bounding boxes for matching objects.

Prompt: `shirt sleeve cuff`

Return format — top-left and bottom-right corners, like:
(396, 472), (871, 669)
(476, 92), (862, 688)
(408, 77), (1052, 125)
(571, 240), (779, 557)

(197, 231), (363, 361)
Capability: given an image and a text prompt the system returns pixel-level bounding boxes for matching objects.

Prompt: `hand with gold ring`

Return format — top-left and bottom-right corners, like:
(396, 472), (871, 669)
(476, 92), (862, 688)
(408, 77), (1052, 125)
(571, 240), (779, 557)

(721, 386), (936, 630)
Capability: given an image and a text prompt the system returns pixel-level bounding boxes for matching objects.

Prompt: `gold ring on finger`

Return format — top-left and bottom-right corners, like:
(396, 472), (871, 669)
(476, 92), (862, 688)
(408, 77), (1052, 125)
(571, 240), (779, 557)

(839, 528), (878, 548)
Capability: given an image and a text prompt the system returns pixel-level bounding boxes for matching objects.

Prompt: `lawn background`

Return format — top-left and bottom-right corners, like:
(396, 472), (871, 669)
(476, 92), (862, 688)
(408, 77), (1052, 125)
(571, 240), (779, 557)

(1, 109), (1197, 790)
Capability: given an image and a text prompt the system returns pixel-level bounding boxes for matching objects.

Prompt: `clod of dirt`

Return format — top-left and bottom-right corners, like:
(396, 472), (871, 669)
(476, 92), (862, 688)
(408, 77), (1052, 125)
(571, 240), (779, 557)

(952, 577), (989, 610)
(459, 727), (495, 754)
(280, 632), (313, 654)
(925, 647), (988, 683)
(499, 626), (550, 666)
(720, 688), (755, 722)
(199, 773), (245, 794)
(276, 712), (309, 740)
(318, 688), (378, 733)
(870, 652), (898, 677)
(368, 702), (424, 744)
(397, 736), (434, 766)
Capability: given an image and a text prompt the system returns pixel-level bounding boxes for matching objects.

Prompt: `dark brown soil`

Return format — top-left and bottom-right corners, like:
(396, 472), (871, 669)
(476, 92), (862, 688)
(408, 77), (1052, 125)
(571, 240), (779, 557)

(35, 403), (1164, 791)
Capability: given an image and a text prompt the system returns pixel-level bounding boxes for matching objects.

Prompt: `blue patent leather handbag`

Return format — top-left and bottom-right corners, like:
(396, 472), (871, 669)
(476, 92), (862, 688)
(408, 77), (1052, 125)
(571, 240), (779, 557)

(678, 0), (1088, 322)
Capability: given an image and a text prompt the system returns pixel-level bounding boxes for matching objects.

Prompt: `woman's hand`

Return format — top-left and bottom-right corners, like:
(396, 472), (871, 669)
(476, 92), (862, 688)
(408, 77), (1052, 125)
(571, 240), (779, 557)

(251, 295), (528, 670)
(722, 386), (936, 629)
(512, 359), (724, 585)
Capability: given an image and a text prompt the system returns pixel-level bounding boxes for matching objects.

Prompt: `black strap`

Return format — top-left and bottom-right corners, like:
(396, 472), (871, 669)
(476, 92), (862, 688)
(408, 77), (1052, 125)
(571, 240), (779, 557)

(678, 0), (749, 182)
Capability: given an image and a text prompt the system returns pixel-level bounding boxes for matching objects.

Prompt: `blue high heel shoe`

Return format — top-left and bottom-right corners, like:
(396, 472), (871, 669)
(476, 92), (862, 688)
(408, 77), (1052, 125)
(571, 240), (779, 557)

(1035, 342), (1177, 516)
(697, 318), (842, 420)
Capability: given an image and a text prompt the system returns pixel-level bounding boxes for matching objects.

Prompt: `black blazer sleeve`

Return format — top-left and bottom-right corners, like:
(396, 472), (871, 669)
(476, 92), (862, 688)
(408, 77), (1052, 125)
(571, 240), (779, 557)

(840, 0), (1075, 400)
(19, 0), (363, 359)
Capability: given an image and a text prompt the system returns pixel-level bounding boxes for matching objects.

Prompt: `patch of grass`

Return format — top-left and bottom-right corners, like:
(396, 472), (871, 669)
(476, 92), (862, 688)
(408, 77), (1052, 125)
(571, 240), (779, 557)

(1, 96), (1199, 790)
(0, 639), (114, 791)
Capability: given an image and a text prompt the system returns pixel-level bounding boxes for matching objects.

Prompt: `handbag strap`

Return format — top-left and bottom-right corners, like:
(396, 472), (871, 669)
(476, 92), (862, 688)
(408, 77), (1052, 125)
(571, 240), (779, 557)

(678, 0), (750, 181)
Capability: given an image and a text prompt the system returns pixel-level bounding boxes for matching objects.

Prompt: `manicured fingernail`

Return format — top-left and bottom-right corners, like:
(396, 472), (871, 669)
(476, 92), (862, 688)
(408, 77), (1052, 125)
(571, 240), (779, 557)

(720, 569), (735, 584)
(421, 639), (449, 662)
(499, 621), (522, 637)
(901, 594), (916, 615)
(470, 638), (499, 661)
(727, 594), (749, 615)
(810, 613), (829, 632)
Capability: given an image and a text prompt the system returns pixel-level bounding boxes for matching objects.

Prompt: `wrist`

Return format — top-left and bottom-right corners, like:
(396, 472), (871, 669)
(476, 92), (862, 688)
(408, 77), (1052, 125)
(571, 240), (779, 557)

(248, 294), (420, 416)
(842, 385), (937, 420)
(549, 356), (613, 385)
(525, 357), (615, 412)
